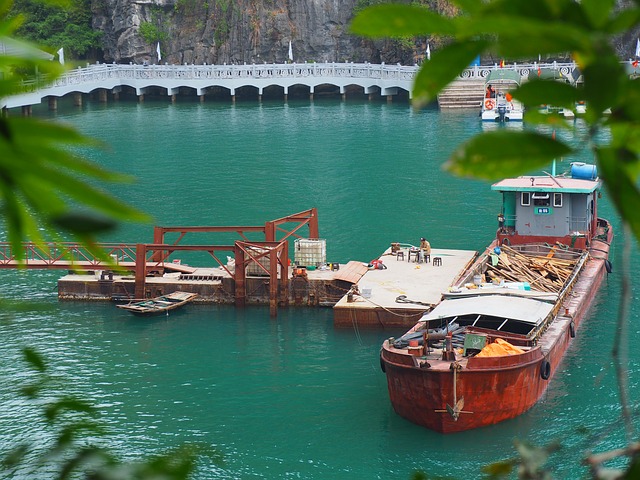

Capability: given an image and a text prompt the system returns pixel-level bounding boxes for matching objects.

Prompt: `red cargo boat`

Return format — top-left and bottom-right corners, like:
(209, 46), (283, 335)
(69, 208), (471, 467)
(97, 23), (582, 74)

(380, 163), (613, 433)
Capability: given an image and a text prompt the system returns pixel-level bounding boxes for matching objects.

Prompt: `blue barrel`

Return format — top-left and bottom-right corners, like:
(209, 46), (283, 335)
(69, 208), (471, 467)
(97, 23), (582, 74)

(571, 162), (597, 180)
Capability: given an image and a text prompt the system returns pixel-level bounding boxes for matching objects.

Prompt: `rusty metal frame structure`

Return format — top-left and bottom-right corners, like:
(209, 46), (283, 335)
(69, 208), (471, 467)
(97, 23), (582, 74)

(141, 209), (318, 315)
(152, 208), (319, 246)
(133, 241), (289, 316)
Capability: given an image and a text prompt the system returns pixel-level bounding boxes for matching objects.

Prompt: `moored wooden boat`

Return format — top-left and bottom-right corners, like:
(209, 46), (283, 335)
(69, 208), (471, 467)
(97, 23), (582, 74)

(380, 163), (613, 433)
(117, 291), (198, 316)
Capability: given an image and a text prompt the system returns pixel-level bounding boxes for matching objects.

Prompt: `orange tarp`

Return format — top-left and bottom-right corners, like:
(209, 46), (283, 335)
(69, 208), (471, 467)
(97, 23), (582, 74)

(475, 338), (524, 357)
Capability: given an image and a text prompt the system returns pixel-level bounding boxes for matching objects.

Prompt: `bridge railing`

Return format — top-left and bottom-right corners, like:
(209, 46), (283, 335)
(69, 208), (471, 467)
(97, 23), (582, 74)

(2, 60), (587, 108)
(38, 61), (579, 89)
(44, 62), (420, 87)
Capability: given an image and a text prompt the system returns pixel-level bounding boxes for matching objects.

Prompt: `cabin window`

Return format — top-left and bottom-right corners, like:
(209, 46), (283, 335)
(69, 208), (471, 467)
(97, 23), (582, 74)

(521, 192), (531, 206)
(532, 192), (550, 207)
(553, 192), (563, 207)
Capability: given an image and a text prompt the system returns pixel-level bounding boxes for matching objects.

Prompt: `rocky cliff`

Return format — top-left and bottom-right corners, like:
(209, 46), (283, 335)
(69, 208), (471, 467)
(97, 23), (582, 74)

(91, 0), (640, 66)
(91, 0), (423, 65)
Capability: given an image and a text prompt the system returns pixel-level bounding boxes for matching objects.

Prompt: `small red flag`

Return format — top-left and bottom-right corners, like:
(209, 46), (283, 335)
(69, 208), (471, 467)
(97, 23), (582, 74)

(537, 66), (541, 77)
(500, 59), (505, 68)
(633, 59), (639, 68)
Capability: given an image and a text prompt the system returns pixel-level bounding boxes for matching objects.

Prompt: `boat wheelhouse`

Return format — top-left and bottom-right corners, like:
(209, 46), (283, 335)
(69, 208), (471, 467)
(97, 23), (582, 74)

(493, 162), (601, 249)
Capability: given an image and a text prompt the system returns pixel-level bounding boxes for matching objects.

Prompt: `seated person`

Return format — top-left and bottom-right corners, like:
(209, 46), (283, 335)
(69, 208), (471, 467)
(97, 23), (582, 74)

(419, 237), (431, 261)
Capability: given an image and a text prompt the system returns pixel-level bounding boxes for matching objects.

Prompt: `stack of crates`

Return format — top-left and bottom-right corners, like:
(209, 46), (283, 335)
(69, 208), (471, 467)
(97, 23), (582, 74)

(294, 238), (326, 267)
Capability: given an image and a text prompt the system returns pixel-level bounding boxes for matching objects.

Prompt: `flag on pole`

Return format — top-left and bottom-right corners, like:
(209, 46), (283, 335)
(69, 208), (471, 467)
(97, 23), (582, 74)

(635, 38), (640, 58)
(288, 41), (293, 62)
(156, 42), (161, 62)
(537, 65), (541, 77)
(426, 43), (431, 60)
(57, 47), (64, 65)
(499, 59), (505, 68)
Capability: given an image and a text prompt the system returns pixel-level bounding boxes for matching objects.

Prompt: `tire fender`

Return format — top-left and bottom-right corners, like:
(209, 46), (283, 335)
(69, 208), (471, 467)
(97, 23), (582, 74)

(540, 359), (551, 380)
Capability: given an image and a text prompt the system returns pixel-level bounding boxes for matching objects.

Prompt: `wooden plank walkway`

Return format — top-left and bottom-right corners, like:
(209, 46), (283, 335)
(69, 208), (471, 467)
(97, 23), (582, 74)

(333, 247), (478, 329)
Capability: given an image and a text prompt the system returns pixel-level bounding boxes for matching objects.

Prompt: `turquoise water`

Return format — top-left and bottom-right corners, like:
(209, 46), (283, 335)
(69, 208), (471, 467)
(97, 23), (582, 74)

(0, 97), (636, 479)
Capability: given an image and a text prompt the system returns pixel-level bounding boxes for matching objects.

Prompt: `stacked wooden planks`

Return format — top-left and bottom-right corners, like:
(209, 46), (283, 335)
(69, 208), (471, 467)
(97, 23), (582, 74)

(485, 245), (579, 293)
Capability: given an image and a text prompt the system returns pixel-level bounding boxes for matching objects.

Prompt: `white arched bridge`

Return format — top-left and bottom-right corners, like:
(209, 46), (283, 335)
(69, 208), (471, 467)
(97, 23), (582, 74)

(1, 61), (582, 110)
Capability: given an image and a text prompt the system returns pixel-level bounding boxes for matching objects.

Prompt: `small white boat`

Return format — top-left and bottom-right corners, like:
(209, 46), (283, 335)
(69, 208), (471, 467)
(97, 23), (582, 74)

(481, 70), (524, 123)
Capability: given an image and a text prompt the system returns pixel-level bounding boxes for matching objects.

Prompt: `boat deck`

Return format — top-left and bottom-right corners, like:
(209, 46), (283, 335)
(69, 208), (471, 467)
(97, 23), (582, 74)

(333, 247), (478, 329)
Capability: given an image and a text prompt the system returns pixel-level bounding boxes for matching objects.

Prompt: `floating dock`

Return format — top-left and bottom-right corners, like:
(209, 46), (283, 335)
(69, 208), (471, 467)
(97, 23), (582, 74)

(58, 263), (351, 308)
(333, 247), (477, 329)
(57, 245), (477, 329)
(2, 208), (477, 324)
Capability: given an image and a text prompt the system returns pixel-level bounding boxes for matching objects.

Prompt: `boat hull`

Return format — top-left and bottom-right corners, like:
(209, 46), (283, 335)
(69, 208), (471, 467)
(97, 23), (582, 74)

(381, 229), (612, 433)
(383, 347), (547, 433)
(481, 109), (524, 122)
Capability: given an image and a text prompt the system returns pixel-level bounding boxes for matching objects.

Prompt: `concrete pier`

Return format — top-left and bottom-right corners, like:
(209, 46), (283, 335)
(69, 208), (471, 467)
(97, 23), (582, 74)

(333, 246), (477, 329)
(58, 264), (349, 308)
(55, 243), (478, 328)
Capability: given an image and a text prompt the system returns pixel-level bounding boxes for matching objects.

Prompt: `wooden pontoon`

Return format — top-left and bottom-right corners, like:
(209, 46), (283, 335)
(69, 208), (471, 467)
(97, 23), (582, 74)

(116, 291), (198, 316)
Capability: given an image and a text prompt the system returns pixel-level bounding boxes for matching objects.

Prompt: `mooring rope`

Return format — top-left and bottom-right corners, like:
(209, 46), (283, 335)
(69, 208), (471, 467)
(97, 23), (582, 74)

(395, 295), (433, 307)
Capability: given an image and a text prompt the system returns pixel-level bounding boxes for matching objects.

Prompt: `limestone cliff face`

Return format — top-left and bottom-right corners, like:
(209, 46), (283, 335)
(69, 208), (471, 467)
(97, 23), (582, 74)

(91, 0), (412, 65)
(90, 0), (640, 65)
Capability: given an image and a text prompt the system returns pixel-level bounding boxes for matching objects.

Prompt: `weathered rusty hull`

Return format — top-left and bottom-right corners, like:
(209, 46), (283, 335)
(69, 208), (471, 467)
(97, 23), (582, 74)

(381, 231), (612, 433)
(383, 347), (548, 433)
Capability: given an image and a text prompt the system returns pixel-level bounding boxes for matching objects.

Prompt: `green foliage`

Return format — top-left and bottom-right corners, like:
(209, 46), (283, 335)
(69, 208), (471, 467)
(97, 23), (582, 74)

(0, 0), (150, 261)
(214, 16), (230, 45)
(482, 440), (560, 479)
(174, 0), (197, 14)
(351, 0), (640, 245)
(1, 348), (219, 479)
(140, 7), (171, 46)
(446, 131), (572, 180)
(139, 21), (167, 44)
(0, 1), (214, 475)
(9, 0), (101, 59)
(353, 1), (640, 477)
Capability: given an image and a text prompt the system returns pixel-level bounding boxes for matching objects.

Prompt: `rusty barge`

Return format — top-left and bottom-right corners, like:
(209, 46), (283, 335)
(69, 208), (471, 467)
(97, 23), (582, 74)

(380, 163), (613, 433)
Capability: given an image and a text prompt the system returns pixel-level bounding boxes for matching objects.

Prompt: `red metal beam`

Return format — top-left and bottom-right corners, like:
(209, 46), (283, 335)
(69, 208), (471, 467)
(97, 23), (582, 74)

(265, 208), (319, 241)
(234, 245), (245, 308)
(235, 240), (290, 316)
(134, 244), (147, 299)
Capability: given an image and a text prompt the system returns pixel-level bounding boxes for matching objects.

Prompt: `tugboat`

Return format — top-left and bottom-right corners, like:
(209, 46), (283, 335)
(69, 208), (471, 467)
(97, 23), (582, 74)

(379, 162), (613, 433)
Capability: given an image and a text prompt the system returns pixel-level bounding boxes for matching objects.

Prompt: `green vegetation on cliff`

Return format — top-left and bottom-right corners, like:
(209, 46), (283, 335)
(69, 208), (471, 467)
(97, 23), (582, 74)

(9, 0), (101, 60)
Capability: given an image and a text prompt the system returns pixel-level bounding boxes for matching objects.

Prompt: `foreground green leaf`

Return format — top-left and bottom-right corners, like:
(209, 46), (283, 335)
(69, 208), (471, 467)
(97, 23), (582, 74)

(597, 147), (640, 241)
(445, 131), (573, 180)
(413, 40), (489, 106)
(350, 4), (457, 37)
(515, 80), (579, 109)
(23, 347), (46, 373)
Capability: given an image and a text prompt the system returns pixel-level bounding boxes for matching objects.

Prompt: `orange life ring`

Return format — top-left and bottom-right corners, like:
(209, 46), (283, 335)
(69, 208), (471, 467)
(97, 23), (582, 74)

(485, 99), (495, 110)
